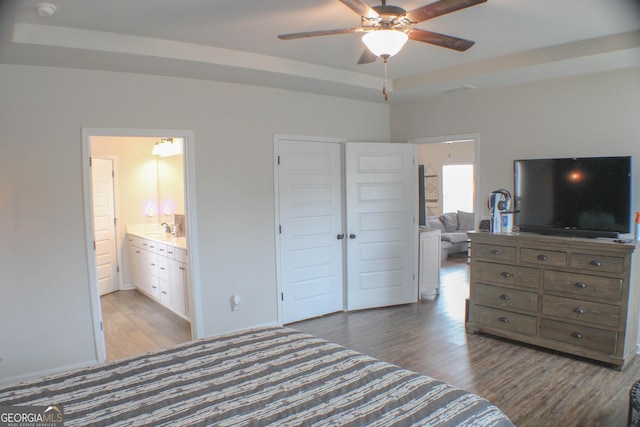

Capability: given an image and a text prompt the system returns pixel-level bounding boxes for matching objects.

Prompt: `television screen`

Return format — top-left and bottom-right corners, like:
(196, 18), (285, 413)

(514, 156), (631, 238)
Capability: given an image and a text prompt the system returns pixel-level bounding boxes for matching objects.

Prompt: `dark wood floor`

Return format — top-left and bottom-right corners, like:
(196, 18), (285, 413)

(290, 254), (640, 427)
(102, 257), (640, 426)
(101, 290), (191, 361)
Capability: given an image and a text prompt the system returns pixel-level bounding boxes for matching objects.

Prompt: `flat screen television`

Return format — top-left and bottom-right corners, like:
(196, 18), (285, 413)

(514, 156), (631, 238)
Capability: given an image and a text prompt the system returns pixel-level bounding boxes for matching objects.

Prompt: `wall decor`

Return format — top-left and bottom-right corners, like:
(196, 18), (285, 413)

(425, 175), (439, 202)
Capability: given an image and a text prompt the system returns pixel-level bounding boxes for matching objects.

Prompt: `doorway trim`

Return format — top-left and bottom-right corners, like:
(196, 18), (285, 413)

(81, 127), (202, 362)
(409, 133), (480, 217)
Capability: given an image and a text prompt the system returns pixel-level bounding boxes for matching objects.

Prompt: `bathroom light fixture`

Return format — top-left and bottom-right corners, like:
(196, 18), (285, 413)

(152, 138), (183, 157)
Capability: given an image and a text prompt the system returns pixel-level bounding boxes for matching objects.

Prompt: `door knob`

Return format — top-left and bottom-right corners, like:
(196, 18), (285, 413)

(349, 234), (356, 239)
(337, 234), (345, 240)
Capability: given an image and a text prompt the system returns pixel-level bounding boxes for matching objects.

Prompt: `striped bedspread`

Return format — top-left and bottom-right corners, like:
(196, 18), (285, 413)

(0, 327), (513, 426)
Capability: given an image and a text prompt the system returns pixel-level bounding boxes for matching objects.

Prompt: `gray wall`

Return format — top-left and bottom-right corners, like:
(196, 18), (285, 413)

(392, 68), (640, 224)
(0, 64), (390, 382)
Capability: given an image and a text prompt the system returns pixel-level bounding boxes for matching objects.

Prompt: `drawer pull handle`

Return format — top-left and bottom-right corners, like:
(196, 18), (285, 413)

(537, 254), (548, 261)
(152, 285), (158, 289)
(160, 267), (166, 271)
(498, 317), (509, 323)
(490, 249), (501, 256)
(162, 291), (167, 295)
(571, 332), (583, 339)
(589, 260), (602, 267)
(573, 307), (585, 315)
(500, 271), (512, 279)
(150, 263), (156, 266)
(574, 282), (587, 289)
(499, 294), (510, 301)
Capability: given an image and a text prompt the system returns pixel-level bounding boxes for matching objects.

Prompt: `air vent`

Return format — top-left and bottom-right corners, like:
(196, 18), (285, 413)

(437, 84), (477, 94)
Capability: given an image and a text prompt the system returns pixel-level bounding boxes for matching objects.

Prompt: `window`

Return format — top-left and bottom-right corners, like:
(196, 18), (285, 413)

(442, 164), (474, 213)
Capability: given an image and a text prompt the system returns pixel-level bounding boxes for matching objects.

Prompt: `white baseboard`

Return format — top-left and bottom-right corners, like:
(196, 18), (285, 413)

(0, 359), (98, 388)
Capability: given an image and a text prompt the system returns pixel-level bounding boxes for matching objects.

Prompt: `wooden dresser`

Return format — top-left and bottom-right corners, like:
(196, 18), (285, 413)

(466, 232), (639, 369)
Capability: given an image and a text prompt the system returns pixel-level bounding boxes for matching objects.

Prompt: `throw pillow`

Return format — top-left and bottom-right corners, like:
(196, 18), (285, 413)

(457, 210), (475, 231)
(426, 216), (445, 231)
(440, 212), (458, 232)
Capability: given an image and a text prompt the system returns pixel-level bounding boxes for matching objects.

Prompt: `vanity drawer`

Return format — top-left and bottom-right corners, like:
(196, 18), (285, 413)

(540, 318), (618, 354)
(473, 283), (538, 312)
(543, 270), (622, 302)
(470, 304), (537, 336)
(157, 256), (170, 282)
(140, 238), (158, 254)
(520, 248), (566, 267)
(570, 253), (624, 274)
(542, 295), (621, 328)
(156, 243), (169, 257)
(474, 261), (540, 289)
(474, 244), (517, 262)
(128, 235), (144, 249)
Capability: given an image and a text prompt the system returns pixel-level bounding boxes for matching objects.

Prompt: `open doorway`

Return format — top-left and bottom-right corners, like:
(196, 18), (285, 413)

(412, 134), (478, 269)
(82, 128), (200, 363)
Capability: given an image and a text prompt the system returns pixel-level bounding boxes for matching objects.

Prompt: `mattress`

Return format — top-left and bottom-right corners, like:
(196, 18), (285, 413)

(0, 327), (513, 426)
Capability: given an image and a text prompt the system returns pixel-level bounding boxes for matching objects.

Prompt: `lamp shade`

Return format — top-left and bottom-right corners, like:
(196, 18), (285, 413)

(362, 30), (408, 58)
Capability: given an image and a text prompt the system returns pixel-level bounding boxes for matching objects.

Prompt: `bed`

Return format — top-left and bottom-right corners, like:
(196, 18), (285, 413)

(0, 327), (513, 426)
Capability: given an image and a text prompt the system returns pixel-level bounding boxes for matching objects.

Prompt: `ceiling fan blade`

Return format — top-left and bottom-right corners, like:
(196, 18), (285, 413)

(408, 28), (475, 51)
(278, 27), (362, 40)
(405, 0), (486, 24)
(339, 0), (379, 19)
(357, 48), (377, 64)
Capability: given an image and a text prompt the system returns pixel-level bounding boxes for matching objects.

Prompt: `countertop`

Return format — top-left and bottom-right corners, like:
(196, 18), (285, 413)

(127, 224), (187, 250)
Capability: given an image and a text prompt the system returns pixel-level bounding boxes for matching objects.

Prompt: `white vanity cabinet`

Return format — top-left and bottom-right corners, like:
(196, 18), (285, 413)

(169, 249), (189, 319)
(128, 234), (189, 321)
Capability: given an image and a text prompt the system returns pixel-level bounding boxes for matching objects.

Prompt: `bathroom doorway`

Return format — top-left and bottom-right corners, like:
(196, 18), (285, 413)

(82, 128), (200, 363)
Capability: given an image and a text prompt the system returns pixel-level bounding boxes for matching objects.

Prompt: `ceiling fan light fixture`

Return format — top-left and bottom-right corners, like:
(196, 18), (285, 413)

(362, 30), (408, 58)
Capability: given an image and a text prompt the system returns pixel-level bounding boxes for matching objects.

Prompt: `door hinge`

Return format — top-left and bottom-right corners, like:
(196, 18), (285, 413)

(281, 292), (284, 301)
(277, 155), (281, 165)
(100, 322), (103, 331)
(112, 170), (115, 178)
(89, 157), (92, 167)
(114, 218), (117, 226)
(279, 225), (282, 234)
(93, 241), (96, 251)
(116, 266), (120, 273)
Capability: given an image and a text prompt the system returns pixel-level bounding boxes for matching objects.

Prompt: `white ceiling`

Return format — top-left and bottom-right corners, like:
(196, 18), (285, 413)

(1, 0), (639, 103)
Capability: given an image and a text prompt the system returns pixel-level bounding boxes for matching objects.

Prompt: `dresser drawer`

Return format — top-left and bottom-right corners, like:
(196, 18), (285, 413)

(474, 283), (538, 312)
(542, 295), (621, 328)
(470, 304), (537, 336)
(543, 270), (622, 302)
(570, 253), (624, 274)
(520, 248), (566, 267)
(474, 244), (517, 262)
(539, 318), (618, 354)
(474, 261), (540, 289)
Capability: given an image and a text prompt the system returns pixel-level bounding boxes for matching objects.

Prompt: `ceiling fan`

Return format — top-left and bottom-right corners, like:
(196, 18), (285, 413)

(278, 0), (487, 65)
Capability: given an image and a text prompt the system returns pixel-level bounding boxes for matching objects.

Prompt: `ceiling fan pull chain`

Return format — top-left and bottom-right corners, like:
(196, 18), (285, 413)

(382, 58), (389, 101)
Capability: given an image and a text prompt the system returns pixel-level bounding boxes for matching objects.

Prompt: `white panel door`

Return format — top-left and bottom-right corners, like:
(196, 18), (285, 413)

(345, 143), (418, 310)
(278, 139), (343, 324)
(92, 158), (119, 296)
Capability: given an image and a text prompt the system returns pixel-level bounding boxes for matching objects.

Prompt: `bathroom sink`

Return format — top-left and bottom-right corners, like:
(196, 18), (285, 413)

(144, 233), (173, 240)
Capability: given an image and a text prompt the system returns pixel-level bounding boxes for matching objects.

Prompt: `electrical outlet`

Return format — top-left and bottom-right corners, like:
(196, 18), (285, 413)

(229, 295), (240, 311)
